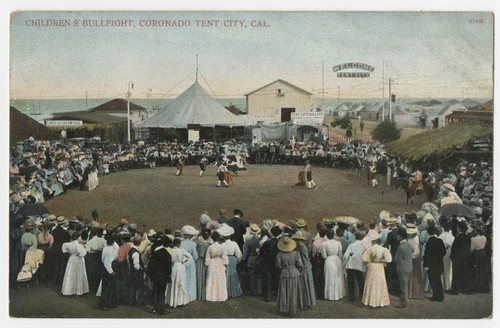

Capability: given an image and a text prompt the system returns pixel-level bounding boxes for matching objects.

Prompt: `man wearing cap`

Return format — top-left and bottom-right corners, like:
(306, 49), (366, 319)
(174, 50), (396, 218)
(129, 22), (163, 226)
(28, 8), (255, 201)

(394, 228), (413, 308)
(343, 229), (369, 302)
(423, 226), (446, 302)
(128, 234), (145, 306)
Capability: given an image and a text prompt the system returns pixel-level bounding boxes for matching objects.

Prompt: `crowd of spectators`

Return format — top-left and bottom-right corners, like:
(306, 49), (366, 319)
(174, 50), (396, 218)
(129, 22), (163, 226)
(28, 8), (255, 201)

(9, 135), (494, 317)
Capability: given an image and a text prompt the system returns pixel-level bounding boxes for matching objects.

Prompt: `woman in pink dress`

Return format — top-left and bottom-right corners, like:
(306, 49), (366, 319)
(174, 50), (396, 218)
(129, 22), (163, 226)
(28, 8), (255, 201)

(205, 231), (229, 302)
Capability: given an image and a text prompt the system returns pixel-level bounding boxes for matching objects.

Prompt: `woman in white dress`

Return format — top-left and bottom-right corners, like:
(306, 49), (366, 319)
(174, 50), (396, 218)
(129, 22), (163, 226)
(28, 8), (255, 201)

(205, 231), (229, 302)
(180, 225), (199, 302)
(321, 229), (345, 301)
(165, 238), (193, 308)
(362, 236), (392, 307)
(61, 232), (89, 296)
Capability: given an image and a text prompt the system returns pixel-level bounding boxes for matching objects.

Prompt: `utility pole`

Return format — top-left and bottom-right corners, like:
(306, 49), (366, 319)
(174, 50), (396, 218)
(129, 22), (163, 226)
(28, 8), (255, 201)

(382, 60), (386, 121)
(85, 90), (88, 110)
(388, 78), (392, 122)
(126, 81), (134, 144)
(322, 61), (325, 109)
(337, 86), (340, 104)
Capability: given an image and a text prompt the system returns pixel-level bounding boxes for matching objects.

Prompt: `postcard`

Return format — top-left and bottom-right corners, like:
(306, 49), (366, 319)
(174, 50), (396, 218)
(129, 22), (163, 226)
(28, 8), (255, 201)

(4, 4), (496, 324)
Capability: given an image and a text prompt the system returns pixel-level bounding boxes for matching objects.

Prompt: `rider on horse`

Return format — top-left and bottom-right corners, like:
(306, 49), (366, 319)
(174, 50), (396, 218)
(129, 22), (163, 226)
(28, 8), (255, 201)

(411, 169), (424, 193)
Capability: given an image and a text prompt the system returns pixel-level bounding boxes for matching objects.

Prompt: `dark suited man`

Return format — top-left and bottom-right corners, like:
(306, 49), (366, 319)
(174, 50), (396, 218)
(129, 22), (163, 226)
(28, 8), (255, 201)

(423, 226), (447, 301)
(259, 225), (282, 302)
(51, 216), (72, 288)
(148, 235), (172, 315)
(394, 228), (413, 308)
(384, 221), (401, 295)
(228, 209), (249, 251)
(450, 220), (471, 294)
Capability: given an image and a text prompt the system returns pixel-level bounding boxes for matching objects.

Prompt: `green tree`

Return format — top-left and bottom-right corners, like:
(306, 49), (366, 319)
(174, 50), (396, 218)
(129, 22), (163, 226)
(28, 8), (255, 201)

(371, 121), (401, 143)
(330, 116), (352, 130)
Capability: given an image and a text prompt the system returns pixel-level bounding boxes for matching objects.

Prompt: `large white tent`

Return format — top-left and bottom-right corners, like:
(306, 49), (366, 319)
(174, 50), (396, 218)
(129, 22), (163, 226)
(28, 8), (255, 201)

(136, 81), (248, 129)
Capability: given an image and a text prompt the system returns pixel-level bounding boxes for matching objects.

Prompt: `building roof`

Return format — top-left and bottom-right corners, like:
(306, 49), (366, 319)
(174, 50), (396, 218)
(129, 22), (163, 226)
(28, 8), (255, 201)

(244, 79), (313, 96)
(423, 103), (467, 117)
(52, 110), (127, 124)
(385, 122), (493, 162)
(90, 98), (146, 112)
(136, 81), (248, 129)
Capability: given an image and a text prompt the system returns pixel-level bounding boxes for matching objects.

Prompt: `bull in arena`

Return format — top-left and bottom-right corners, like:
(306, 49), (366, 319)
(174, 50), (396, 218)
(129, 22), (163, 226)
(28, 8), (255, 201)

(219, 154), (247, 175)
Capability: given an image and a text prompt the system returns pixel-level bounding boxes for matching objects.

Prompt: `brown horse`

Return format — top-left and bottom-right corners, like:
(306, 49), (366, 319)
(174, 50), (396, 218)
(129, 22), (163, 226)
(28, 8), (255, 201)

(395, 178), (435, 205)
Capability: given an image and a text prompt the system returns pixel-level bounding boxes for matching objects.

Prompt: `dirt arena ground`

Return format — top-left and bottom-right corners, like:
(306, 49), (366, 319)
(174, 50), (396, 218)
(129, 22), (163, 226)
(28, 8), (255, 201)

(9, 164), (493, 320)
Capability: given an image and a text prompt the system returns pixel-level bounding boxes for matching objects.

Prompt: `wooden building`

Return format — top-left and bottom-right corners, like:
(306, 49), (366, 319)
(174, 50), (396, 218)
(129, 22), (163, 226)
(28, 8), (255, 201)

(245, 79), (313, 124)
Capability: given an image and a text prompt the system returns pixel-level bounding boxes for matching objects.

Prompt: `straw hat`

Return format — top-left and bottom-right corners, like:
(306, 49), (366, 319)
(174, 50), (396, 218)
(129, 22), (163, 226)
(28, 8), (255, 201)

(119, 218), (129, 226)
(291, 231), (306, 241)
(406, 223), (418, 235)
(277, 236), (296, 253)
(48, 214), (57, 222)
(249, 224), (261, 235)
(385, 217), (399, 226)
(56, 216), (68, 225)
(23, 221), (35, 230)
(296, 218), (307, 228)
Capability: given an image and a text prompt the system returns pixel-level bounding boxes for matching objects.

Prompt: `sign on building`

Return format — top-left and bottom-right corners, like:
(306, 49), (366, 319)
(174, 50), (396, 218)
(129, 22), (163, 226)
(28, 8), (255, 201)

(291, 112), (325, 125)
(45, 120), (83, 127)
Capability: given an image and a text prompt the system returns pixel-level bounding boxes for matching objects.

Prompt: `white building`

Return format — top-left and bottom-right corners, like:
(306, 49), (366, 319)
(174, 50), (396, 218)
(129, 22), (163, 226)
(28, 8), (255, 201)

(245, 79), (313, 124)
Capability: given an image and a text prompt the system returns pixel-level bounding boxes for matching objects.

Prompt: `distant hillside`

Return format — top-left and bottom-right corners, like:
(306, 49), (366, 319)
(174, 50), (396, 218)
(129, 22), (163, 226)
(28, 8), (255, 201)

(408, 99), (442, 106)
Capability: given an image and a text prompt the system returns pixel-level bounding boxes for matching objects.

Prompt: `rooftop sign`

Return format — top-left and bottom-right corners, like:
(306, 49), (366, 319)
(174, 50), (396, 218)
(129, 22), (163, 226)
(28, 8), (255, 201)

(332, 62), (375, 78)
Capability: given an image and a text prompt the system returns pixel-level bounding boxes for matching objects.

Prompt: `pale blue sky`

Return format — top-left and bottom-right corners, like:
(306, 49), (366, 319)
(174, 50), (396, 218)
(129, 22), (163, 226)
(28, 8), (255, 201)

(10, 11), (494, 100)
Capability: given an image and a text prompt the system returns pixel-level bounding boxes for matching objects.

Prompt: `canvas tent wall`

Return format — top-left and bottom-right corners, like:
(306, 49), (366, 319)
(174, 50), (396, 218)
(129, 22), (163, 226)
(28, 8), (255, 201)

(252, 122), (320, 143)
(10, 106), (60, 145)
